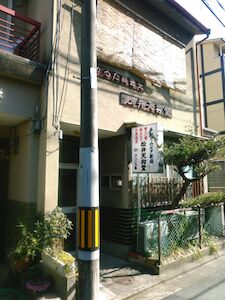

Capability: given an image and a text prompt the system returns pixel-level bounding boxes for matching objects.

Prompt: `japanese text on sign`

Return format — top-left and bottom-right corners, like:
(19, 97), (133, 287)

(132, 124), (164, 173)
(120, 93), (172, 118)
(97, 67), (145, 93)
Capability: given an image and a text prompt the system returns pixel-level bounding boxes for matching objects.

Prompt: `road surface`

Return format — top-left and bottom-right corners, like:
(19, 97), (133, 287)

(128, 254), (225, 300)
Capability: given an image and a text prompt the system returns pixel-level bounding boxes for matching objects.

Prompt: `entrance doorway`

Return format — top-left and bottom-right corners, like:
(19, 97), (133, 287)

(58, 136), (80, 253)
(58, 163), (78, 253)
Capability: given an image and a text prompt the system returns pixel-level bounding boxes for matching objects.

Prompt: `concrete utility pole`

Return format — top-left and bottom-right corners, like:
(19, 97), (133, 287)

(78, 0), (99, 299)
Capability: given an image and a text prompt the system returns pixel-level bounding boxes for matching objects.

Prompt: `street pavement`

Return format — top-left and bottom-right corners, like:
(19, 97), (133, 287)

(100, 249), (225, 300)
(2, 251), (224, 299)
(126, 252), (225, 300)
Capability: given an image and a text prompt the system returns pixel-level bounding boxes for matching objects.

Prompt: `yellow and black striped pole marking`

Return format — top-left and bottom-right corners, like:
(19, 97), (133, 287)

(78, 207), (99, 251)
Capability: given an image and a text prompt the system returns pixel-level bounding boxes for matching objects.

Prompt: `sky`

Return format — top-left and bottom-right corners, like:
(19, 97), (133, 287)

(176, 0), (225, 39)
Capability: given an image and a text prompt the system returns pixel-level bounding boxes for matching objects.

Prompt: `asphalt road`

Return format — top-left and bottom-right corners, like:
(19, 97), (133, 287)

(128, 254), (225, 300)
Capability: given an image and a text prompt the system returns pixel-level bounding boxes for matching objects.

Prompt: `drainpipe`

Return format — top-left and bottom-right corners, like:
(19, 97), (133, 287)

(195, 31), (210, 136)
(195, 32), (210, 196)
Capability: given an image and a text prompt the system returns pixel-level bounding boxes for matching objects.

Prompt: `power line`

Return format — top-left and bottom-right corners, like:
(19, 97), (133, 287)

(201, 0), (225, 27)
(216, 0), (225, 11)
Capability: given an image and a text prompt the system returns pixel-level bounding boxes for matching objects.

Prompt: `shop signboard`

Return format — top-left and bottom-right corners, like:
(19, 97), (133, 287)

(120, 93), (172, 118)
(132, 123), (164, 173)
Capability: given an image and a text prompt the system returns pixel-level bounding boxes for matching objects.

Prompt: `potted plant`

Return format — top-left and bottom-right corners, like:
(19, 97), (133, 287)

(41, 207), (74, 275)
(43, 207), (73, 252)
(10, 208), (75, 299)
(40, 208), (76, 299)
(11, 222), (43, 272)
(11, 207), (74, 275)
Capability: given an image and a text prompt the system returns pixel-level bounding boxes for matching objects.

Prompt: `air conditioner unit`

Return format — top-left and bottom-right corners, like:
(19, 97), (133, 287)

(137, 220), (168, 256)
(137, 221), (158, 255)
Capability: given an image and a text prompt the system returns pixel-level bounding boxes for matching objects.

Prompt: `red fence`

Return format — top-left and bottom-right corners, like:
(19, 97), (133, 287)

(0, 4), (41, 62)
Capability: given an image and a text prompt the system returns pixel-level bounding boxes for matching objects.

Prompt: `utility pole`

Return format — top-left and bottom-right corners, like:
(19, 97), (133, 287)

(78, 0), (99, 299)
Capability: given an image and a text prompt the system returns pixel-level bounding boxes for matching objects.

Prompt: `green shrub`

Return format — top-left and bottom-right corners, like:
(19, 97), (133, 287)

(180, 192), (225, 208)
(11, 222), (43, 261)
(43, 207), (73, 249)
(11, 207), (73, 263)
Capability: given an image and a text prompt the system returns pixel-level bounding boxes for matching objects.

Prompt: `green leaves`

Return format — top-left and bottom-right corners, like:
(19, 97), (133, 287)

(163, 135), (225, 206)
(163, 135), (225, 182)
(11, 207), (73, 262)
(43, 207), (73, 248)
(180, 192), (225, 208)
(12, 222), (44, 261)
(164, 136), (225, 167)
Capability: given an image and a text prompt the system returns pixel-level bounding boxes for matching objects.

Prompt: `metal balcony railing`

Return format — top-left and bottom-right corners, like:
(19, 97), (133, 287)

(0, 4), (41, 62)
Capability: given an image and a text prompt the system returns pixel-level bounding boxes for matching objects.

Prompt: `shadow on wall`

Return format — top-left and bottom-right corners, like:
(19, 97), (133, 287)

(52, 1), (81, 119)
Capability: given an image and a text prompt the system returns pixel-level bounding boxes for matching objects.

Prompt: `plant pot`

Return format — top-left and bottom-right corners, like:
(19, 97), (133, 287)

(14, 257), (30, 273)
(25, 277), (52, 293)
(41, 251), (77, 300)
(42, 252), (75, 277)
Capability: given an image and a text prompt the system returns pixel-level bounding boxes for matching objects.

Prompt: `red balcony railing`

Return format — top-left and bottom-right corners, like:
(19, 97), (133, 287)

(0, 5), (41, 62)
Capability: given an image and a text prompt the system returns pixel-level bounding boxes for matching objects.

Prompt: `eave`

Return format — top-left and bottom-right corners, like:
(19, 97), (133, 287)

(113, 0), (210, 47)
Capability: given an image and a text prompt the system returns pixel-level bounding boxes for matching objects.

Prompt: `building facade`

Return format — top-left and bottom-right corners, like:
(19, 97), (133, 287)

(0, 0), (208, 259)
(197, 38), (225, 135)
(196, 38), (225, 192)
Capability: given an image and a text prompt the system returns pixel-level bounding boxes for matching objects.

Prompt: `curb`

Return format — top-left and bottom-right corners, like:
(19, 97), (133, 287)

(123, 241), (225, 300)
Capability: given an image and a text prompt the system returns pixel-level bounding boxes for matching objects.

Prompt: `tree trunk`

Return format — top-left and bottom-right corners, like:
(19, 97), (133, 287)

(172, 180), (191, 208)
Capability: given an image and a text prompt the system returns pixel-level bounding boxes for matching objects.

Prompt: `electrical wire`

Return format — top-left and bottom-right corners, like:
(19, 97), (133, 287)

(52, 0), (77, 131)
(216, 0), (225, 11)
(35, 9), (63, 123)
(35, 0), (68, 131)
(52, 0), (75, 131)
(34, 0), (75, 143)
(52, 0), (62, 129)
(201, 0), (225, 27)
(57, 3), (75, 121)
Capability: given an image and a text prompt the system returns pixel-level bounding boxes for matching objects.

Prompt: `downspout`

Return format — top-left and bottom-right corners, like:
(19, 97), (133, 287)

(219, 41), (225, 125)
(195, 32), (210, 195)
(195, 31), (210, 136)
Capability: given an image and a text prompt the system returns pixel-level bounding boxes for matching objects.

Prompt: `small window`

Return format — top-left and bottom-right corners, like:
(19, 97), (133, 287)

(100, 175), (122, 189)
(111, 175), (122, 189)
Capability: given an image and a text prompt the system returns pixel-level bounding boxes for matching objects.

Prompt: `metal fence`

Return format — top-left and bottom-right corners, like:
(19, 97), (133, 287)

(136, 204), (225, 263)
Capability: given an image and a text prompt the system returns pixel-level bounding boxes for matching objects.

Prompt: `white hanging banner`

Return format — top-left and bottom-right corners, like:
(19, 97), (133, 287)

(132, 123), (164, 173)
